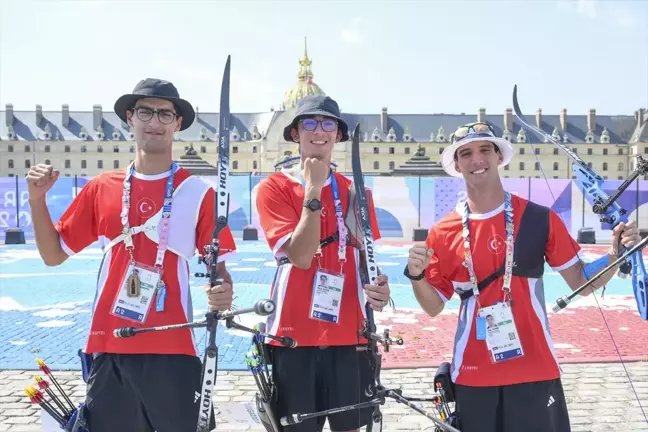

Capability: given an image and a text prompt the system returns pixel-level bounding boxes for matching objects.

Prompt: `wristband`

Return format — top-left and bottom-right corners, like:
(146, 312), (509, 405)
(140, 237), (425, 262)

(582, 254), (610, 279)
(404, 265), (425, 281)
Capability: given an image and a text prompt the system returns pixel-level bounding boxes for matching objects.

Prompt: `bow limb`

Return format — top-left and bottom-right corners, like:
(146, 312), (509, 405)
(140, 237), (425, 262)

(351, 123), (384, 432)
(512, 85), (648, 426)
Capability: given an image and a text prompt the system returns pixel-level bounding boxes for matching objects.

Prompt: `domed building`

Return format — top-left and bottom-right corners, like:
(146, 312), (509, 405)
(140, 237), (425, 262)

(281, 38), (326, 110)
(0, 41), (646, 180)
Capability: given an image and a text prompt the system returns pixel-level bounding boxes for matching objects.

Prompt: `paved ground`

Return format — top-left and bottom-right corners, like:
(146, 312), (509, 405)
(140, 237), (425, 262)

(1, 362), (647, 431)
(3, 243), (648, 370)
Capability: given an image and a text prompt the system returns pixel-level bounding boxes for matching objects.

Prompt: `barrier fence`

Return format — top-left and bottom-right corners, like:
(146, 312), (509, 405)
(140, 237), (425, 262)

(1, 175), (647, 243)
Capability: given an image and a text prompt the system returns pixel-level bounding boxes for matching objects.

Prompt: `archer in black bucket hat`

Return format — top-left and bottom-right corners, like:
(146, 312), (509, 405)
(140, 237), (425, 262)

(114, 78), (196, 131)
(282, 95), (349, 142)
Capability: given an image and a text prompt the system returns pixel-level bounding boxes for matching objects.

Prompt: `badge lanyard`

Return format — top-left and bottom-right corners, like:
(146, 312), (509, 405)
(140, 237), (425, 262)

(309, 171), (348, 324)
(328, 172), (347, 268)
(461, 191), (515, 309)
(121, 161), (177, 311)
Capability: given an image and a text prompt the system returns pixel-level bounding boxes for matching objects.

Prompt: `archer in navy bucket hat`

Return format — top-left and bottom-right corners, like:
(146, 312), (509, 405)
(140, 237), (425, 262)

(282, 95), (350, 142)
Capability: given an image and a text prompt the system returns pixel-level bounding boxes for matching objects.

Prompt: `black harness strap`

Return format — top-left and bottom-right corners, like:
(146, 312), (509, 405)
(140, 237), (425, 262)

(275, 232), (339, 266)
(458, 201), (550, 301)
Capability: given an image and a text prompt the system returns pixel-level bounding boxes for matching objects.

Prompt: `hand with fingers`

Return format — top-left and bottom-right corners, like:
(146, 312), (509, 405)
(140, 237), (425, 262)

(610, 220), (643, 255)
(302, 158), (329, 190)
(26, 164), (60, 202)
(364, 274), (391, 312)
(407, 243), (434, 279)
(204, 271), (234, 311)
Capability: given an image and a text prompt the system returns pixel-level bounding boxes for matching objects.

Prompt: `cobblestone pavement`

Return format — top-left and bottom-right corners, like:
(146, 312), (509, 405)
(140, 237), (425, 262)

(1, 362), (647, 432)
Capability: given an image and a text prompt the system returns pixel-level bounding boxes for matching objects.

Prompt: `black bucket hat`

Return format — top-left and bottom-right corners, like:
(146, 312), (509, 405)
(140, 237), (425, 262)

(114, 78), (196, 131)
(282, 95), (349, 142)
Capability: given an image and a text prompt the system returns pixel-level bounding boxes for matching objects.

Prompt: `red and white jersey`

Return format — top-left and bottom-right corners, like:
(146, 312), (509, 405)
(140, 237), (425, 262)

(55, 167), (236, 356)
(424, 195), (581, 387)
(256, 169), (381, 347)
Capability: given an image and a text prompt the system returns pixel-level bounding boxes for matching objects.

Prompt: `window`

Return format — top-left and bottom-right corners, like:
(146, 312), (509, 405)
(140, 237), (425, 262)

(534, 148), (540, 155)
(373, 161), (379, 169)
(44, 159), (50, 165)
(81, 160), (87, 169)
(8, 159), (14, 168)
(405, 147), (410, 154)
(389, 147), (395, 154)
(24, 160), (30, 168)
(553, 148), (559, 155)
(519, 162), (525, 170)
(253, 146), (258, 153)
(98, 160), (103, 169)
(201, 146), (206, 153)
(81, 145), (86, 153)
(233, 161), (238, 169)
(519, 148), (525, 155)
(114, 160), (119, 169)
(45, 145), (50, 152)
(587, 148), (592, 155)
(389, 161), (395, 170)
(65, 145), (71, 152)
(65, 160), (71, 169)
(534, 162), (540, 171)
(603, 162), (608, 171)
(553, 162), (559, 171)
(24, 145), (30, 152)
(113, 145), (119, 153)
(618, 162), (624, 171)
(253, 161), (258, 170)
(373, 147), (379, 154)
(97, 145), (103, 153)
(603, 148), (608, 155)
(618, 148), (623, 155)
(233, 147), (239, 153)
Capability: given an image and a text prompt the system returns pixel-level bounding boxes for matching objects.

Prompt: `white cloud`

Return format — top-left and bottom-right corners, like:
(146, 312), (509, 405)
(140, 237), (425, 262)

(340, 17), (363, 45)
(576, 0), (598, 19)
(610, 7), (640, 29)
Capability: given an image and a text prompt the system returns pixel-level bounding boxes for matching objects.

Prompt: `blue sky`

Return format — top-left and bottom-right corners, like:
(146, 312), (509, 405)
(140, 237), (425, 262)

(1, 0), (646, 116)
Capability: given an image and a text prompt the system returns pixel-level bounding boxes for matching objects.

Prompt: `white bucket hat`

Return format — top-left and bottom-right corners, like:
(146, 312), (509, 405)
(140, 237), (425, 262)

(441, 122), (514, 177)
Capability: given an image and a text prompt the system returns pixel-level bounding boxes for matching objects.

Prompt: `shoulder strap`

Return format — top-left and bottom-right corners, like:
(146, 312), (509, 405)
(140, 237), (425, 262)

(275, 232), (339, 266)
(458, 200), (550, 301)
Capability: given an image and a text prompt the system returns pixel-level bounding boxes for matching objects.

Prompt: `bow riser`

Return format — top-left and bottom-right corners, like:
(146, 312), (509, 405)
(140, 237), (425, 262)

(513, 85), (647, 320)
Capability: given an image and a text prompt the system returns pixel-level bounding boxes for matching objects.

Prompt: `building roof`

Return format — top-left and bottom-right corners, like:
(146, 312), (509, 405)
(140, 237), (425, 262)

(1, 38), (646, 146)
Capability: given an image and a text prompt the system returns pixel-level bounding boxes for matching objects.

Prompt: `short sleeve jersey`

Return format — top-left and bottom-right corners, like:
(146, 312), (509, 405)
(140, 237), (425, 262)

(55, 167), (237, 356)
(424, 194), (581, 387)
(256, 169), (381, 347)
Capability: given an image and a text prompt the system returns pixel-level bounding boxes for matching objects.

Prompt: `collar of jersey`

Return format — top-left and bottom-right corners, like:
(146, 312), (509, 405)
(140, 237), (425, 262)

(455, 199), (506, 220)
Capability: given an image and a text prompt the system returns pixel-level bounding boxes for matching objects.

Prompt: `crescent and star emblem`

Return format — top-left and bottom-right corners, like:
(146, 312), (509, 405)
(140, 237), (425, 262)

(487, 234), (506, 254)
(137, 197), (156, 218)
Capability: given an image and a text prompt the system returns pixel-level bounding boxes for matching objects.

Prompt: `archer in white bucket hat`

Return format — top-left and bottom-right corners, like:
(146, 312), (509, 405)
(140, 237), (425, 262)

(441, 122), (514, 177)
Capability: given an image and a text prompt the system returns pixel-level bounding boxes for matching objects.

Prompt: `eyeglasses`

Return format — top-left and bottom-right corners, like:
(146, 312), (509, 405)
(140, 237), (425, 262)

(450, 122), (497, 144)
(132, 107), (178, 125)
(300, 118), (338, 132)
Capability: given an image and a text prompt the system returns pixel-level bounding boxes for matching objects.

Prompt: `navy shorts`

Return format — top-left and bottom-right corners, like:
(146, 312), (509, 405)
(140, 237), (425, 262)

(84, 353), (216, 432)
(271, 345), (375, 432)
(454, 378), (571, 432)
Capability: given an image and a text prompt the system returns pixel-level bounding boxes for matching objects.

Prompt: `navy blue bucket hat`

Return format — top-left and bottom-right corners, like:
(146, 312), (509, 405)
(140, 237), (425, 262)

(114, 78), (196, 131)
(282, 95), (349, 142)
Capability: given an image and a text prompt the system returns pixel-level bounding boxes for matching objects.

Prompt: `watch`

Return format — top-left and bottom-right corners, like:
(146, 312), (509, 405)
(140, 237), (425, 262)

(303, 198), (322, 212)
(403, 265), (425, 281)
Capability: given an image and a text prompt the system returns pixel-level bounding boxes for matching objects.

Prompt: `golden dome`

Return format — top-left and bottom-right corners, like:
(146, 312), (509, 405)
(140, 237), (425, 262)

(282, 37), (326, 109)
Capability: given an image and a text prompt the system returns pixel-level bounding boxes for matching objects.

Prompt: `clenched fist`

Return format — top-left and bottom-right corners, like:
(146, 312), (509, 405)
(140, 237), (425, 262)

(204, 280), (233, 311)
(26, 164), (60, 201)
(407, 244), (433, 278)
(302, 157), (329, 189)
